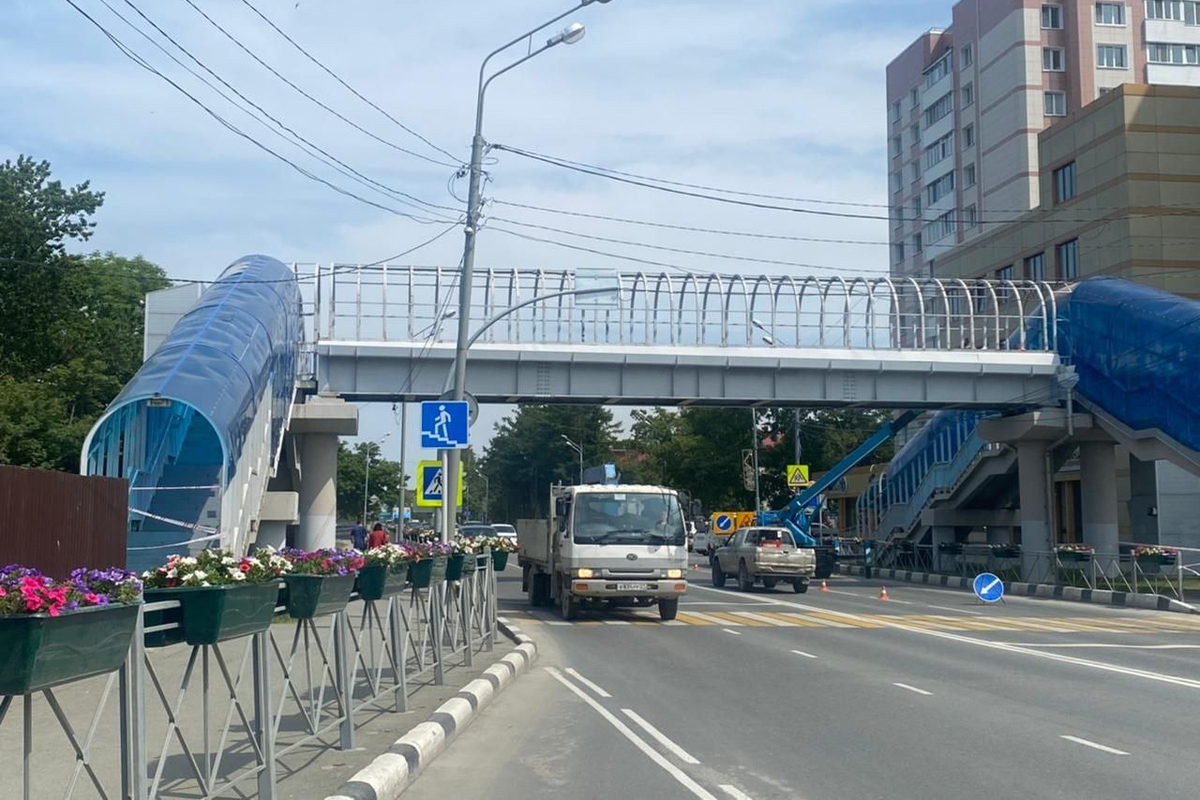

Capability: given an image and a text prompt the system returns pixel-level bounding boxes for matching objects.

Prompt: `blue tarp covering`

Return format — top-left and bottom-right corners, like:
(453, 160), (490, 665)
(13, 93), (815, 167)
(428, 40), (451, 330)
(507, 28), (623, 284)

(86, 255), (302, 481)
(1065, 277), (1200, 453)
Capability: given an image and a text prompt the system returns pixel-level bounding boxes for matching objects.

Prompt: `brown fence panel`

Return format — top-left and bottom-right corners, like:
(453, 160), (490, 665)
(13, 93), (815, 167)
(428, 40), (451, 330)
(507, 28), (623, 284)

(0, 465), (128, 576)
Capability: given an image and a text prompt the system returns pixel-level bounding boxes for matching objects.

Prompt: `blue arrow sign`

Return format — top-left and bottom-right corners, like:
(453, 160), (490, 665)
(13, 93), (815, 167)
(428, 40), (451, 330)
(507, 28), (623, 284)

(973, 572), (1005, 603)
(420, 401), (469, 450)
(714, 513), (734, 532)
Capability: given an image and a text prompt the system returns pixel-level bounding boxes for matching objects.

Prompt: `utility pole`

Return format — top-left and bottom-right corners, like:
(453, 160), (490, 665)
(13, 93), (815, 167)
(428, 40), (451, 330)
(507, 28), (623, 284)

(398, 403), (407, 524)
(750, 409), (762, 513)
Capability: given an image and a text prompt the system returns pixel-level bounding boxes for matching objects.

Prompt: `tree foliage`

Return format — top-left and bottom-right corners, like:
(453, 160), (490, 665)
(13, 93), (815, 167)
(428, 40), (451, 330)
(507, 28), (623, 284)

(336, 441), (410, 523)
(0, 156), (169, 471)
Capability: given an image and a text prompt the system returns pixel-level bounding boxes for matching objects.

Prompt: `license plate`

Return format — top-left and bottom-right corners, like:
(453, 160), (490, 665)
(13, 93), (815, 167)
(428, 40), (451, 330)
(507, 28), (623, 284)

(616, 582), (649, 591)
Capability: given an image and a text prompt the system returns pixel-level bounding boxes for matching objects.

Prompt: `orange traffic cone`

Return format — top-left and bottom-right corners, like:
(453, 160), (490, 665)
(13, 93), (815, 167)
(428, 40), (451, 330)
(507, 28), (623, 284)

(819, 580), (829, 592)
(878, 586), (890, 601)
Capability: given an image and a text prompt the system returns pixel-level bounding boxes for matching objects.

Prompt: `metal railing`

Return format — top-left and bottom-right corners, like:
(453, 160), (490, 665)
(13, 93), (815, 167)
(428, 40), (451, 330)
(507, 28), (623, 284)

(2, 556), (498, 800)
(297, 264), (1064, 352)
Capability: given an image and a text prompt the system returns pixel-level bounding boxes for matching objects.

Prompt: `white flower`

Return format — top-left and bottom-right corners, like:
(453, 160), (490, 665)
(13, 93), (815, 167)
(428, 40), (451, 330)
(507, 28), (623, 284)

(166, 568), (177, 579)
(230, 571), (246, 581)
(222, 556), (236, 565)
(180, 557), (198, 566)
(192, 570), (208, 581)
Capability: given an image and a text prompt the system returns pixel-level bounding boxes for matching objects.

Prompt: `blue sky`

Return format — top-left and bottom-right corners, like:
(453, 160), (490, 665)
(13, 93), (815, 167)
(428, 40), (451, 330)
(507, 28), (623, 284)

(4, 0), (945, 480)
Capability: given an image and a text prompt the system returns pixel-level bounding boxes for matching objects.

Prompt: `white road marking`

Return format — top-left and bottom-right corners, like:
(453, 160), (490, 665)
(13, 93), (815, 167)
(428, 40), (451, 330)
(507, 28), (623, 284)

(720, 786), (753, 800)
(621, 709), (701, 764)
(564, 668), (612, 698)
(791, 649), (818, 659)
(686, 611), (742, 625)
(691, 583), (1200, 690)
(1009, 643), (1200, 650)
(893, 682), (933, 696)
(733, 611), (794, 627)
(722, 628), (742, 636)
(544, 668), (719, 800)
(661, 620), (688, 627)
(497, 616), (510, 622)
(923, 604), (984, 616)
(604, 620), (633, 625)
(1060, 735), (1129, 755)
(827, 588), (913, 605)
(681, 601), (779, 606)
(546, 621), (572, 626)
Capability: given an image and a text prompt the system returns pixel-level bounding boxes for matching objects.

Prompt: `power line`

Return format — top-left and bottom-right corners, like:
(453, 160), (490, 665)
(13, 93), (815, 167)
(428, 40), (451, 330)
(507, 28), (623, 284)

(236, 0), (461, 164)
(109, 0), (458, 219)
(65, 0), (458, 227)
(177, 0), (462, 169)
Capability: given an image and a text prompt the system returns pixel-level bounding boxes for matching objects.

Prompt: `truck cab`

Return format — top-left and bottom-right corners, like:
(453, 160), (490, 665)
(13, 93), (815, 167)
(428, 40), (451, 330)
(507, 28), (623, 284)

(520, 484), (689, 621)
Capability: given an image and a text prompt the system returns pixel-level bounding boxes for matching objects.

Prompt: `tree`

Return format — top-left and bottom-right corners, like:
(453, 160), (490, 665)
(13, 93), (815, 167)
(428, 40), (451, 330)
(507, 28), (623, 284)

(479, 405), (620, 521)
(336, 441), (409, 523)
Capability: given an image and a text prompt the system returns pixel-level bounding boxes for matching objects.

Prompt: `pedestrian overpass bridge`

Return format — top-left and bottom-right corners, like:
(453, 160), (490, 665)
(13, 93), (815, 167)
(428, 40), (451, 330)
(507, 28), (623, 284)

(88, 256), (1200, 572)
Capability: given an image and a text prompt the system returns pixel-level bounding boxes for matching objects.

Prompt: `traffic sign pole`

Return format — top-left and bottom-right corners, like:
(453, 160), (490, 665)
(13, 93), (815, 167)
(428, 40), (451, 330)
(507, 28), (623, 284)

(440, 449), (452, 543)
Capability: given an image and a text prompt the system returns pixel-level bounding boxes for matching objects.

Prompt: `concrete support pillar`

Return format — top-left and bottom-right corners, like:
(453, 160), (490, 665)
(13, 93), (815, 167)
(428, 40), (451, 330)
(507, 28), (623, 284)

(986, 526), (1010, 545)
(1017, 440), (1050, 579)
(297, 433), (338, 551)
(1127, 456), (1160, 544)
(1079, 441), (1119, 561)
(931, 525), (956, 572)
(257, 521), (288, 550)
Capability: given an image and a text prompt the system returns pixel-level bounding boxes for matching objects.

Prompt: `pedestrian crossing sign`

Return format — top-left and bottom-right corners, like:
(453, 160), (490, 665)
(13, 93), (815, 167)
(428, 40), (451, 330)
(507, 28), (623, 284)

(415, 460), (464, 507)
(787, 464), (810, 488)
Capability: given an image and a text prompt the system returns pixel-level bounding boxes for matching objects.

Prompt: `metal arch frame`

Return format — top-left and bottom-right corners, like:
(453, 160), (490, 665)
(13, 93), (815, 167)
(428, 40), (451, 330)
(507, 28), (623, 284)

(531, 270), (548, 343)
(675, 272), (700, 345)
(651, 272), (676, 345)
(722, 273), (752, 346)
(627, 272), (648, 345)
(845, 276), (873, 348)
(772, 275), (802, 346)
(904, 277), (926, 349)
(871, 277), (901, 349)
(1002, 279), (1025, 350)
(819, 276), (850, 348)
(949, 278), (976, 348)
(554, 270), (571, 344)
(980, 279), (1001, 349)
(700, 273), (724, 346)
(797, 276), (823, 347)
(748, 274), (775, 345)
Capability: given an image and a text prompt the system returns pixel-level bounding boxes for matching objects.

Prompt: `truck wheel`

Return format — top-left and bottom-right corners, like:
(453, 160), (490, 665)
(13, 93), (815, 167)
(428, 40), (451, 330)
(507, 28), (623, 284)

(793, 579), (809, 594)
(711, 560), (727, 588)
(559, 583), (578, 620)
(762, 578), (778, 589)
(531, 573), (551, 607)
(737, 560), (754, 592)
(658, 598), (679, 621)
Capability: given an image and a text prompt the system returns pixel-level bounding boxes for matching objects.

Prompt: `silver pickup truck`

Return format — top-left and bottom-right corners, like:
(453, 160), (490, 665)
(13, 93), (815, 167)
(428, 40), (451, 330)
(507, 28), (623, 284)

(711, 527), (815, 593)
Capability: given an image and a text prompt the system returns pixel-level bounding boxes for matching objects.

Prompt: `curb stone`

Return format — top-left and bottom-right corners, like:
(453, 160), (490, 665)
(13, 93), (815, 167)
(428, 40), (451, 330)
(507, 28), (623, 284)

(325, 628), (538, 800)
(837, 563), (1197, 614)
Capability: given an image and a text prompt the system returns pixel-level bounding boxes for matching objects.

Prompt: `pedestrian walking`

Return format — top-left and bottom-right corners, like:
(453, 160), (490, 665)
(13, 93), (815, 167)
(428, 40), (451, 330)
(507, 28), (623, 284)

(367, 522), (390, 549)
(350, 518), (368, 551)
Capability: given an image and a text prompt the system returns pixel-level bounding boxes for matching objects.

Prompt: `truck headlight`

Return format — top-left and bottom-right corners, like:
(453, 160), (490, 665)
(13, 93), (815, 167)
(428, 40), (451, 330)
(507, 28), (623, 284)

(665, 568), (683, 579)
(575, 568), (595, 579)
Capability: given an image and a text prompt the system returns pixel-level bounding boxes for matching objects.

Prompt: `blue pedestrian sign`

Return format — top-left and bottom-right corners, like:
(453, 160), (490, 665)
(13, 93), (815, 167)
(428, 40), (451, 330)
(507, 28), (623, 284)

(973, 572), (1005, 603)
(420, 401), (469, 450)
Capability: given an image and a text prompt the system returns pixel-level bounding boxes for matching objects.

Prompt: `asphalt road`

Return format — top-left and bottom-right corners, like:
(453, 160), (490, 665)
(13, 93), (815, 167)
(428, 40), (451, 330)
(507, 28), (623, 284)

(404, 555), (1200, 799)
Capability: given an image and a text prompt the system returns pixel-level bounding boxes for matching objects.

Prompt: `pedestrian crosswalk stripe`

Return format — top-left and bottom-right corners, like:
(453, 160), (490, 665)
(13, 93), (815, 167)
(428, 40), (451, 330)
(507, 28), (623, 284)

(760, 611), (827, 627)
(805, 611), (880, 628)
(732, 611), (795, 627)
(705, 611), (767, 626)
(674, 612), (718, 626)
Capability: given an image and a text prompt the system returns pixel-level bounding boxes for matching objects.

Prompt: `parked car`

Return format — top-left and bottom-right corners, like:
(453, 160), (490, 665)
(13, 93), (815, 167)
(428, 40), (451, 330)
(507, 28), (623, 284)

(491, 523), (518, 543)
(459, 522), (497, 539)
(711, 527), (815, 593)
(693, 528), (713, 555)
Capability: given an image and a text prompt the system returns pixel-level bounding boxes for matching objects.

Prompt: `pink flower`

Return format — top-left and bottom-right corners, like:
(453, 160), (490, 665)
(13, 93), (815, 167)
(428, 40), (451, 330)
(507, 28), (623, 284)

(85, 592), (102, 604)
(239, 562), (251, 572)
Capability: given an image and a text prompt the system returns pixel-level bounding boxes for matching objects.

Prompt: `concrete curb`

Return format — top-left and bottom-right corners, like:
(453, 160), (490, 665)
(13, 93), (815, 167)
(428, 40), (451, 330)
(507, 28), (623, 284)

(325, 634), (539, 800)
(838, 564), (1198, 614)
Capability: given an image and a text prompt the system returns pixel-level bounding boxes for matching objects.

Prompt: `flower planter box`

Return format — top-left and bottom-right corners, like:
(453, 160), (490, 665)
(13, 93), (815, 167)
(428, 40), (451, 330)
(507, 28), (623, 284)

(283, 574), (356, 620)
(993, 548), (1021, 559)
(492, 551), (509, 572)
(0, 603), (141, 695)
(144, 583), (281, 648)
(937, 543), (963, 554)
(1136, 554), (1176, 567)
(356, 564), (410, 601)
(407, 557), (448, 589)
(446, 554), (476, 581)
(1057, 552), (1093, 563)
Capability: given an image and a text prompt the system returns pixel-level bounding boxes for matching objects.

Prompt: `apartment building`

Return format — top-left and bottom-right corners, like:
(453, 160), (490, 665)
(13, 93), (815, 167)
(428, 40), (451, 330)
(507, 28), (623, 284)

(886, 0), (1200, 279)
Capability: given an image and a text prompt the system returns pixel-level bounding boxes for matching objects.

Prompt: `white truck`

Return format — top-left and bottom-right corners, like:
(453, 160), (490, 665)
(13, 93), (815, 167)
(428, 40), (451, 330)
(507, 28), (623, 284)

(519, 483), (689, 621)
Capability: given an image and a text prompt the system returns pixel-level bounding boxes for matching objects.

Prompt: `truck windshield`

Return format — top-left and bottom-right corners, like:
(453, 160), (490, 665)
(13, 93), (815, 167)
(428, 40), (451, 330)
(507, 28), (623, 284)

(572, 492), (685, 546)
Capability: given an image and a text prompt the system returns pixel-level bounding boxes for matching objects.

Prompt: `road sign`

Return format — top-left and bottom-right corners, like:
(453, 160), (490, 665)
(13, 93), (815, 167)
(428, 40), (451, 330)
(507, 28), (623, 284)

(742, 449), (756, 492)
(787, 464), (810, 488)
(734, 511), (756, 529)
(415, 460), (464, 507)
(420, 401), (469, 449)
(973, 572), (1005, 603)
(438, 390), (479, 427)
(712, 513), (735, 533)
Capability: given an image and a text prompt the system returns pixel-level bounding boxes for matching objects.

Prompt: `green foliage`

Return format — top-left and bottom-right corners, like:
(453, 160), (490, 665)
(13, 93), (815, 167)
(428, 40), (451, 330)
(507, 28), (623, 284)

(0, 156), (169, 471)
(479, 405), (620, 521)
(336, 441), (409, 522)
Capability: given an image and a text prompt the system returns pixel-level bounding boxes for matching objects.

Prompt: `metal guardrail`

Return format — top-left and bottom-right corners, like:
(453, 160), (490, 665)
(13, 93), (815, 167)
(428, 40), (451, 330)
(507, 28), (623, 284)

(2, 556), (498, 800)
(296, 263), (1064, 352)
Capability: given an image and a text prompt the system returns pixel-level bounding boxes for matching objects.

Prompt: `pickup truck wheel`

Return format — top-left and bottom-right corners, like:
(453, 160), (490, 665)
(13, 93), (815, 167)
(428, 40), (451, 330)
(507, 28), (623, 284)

(762, 578), (778, 589)
(559, 583), (578, 620)
(658, 598), (679, 621)
(711, 559), (726, 588)
(737, 560), (754, 592)
(793, 579), (809, 594)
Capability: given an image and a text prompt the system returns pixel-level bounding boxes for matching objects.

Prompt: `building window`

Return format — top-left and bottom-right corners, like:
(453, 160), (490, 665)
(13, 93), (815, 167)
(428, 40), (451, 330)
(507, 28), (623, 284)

(1146, 1), (1183, 20)
(913, 233), (923, 254)
(1148, 43), (1200, 64)
(962, 44), (974, 67)
(1045, 91), (1067, 116)
(925, 52), (953, 89)
(927, 171), (956, 205)
(965, 204), (977, 228)
(997, 264), (1014, 281)
(1097, 45), (1128, 68)
(1053, 161), (1077, 202)
(911, 123), (922, 145)
(891, 100), (902, 122)
(964, 163), (977, 187)
(1188, 2), (1200, 24)
(910, 87), (920, 108)
(910, 161), (922, 183)
(925, 209), (957, 243)
(924, 131), (955, 170)
(891, 171), (902, 193)
(962, 124), (975, 148)
(962, 82), (974, 107)
(1096, 2), (1126, 24)
(913, 195), (922, 219)
(1025, 253), (1046, 281)
(893, 242), (906, 265)
(891, 136), (902, 158)
(1056, 238), (1080, 280)
(924, 93), (954, 127)
(1043, 47), (1066, 71)
(1042, 4), (1064, 28)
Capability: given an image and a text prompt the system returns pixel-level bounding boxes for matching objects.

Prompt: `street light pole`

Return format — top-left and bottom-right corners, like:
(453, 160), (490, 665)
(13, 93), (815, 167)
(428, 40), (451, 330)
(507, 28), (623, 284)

(362, 433), (391, 522)
(443, 0), (613, 544)
(561, 435), (584, 485)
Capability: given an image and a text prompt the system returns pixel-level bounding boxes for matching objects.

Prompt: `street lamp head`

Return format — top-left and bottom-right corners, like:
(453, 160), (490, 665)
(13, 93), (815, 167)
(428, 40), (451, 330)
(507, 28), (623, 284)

(761, 334), (776, 346)
(582, 0), (615, 4)
(751, 317), (767, 331)
(548, 22), (586, 46)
